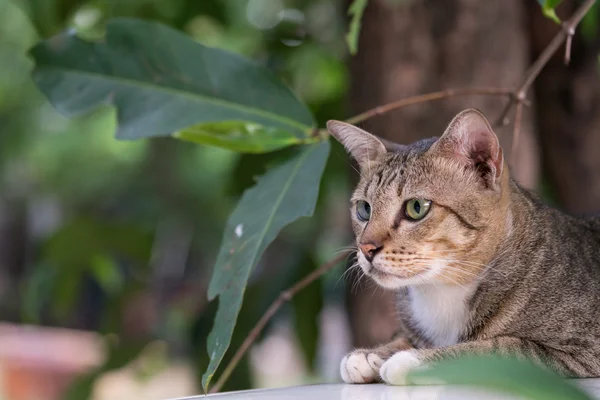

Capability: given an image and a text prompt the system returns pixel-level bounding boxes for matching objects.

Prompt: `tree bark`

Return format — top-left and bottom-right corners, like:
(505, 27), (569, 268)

(529, 1), (600, 215)
(346, 0), (538, 348)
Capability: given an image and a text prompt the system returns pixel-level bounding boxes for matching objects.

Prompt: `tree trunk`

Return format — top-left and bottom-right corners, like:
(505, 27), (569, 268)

(346, 0), (538, 348)
(529, 1), (600, 215)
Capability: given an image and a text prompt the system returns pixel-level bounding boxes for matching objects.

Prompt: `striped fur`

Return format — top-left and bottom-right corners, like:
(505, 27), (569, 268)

(329, 109), (600, 384)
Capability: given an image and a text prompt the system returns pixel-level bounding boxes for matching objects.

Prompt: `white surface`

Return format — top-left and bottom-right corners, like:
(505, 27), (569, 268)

(174, 381), (600, 400)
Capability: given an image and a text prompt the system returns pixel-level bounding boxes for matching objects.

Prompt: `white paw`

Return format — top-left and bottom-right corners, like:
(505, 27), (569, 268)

(340, 351), (385, 384)
(379, 350), (423, 385)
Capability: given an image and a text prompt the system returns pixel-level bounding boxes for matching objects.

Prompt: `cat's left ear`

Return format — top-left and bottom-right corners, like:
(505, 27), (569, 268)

(430, 109), (503, 189)
(326, 120), (388, 171)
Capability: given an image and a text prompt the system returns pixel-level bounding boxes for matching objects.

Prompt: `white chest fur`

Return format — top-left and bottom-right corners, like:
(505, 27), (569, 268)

(408, 283), (475, 347)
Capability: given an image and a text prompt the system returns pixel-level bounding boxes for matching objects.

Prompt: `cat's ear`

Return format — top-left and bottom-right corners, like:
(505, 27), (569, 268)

(326, 120), (388, 170)
(430, 109), (503, 188)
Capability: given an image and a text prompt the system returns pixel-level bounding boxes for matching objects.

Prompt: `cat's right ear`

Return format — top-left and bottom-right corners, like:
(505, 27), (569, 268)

(326, 120), (387, 170)
(430, 109), (503, 189)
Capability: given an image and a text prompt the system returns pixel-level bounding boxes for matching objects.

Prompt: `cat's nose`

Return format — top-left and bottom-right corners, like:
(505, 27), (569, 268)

(359, 242), (383, 262)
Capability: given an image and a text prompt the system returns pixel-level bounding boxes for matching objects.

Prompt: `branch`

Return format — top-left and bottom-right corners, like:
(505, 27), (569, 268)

(339, 0), (595, 158)
(209, 251), (351, 394)
(344, 88), (513, 126)
(496, 0), (596, 131)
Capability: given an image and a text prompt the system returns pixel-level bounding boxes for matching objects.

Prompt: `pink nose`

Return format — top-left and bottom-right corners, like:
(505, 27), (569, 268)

(359, 242), (383, 262)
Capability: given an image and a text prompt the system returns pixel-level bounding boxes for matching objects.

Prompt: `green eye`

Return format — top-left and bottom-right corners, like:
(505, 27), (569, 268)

(356, 200), (371, 221)
(405, 199), (431, 221)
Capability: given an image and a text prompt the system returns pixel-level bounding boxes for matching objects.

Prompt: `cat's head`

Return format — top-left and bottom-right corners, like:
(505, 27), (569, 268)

(328, 109), (510, 289)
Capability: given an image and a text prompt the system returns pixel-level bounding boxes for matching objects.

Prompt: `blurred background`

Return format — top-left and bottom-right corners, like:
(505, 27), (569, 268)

(0, 0), (599, 399)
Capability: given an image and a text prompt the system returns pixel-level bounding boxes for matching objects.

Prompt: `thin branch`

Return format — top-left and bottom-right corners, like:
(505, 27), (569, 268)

(209, 251), (351, 394)
(564, 25), (575, 65)
(496, 0), (596, 128)
(344, 88), (513, 126)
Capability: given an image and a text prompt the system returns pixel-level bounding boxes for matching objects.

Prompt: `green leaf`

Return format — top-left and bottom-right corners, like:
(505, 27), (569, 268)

(411, 354), (592, 400)
(202, 140), (331, 392)
(175, 121), (317, 153)
(346, 0), (368, 55)
(30, 18), (315, 144)
(537, 0), (562, 24)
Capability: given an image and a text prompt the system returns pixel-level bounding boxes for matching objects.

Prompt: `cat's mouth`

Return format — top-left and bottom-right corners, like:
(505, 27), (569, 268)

(365, 262), (428, 286)
(357, 252), (432, 287)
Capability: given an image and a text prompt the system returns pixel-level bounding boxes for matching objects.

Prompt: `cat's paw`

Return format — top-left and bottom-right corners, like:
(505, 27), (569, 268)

(340, 350), (385, 384)
(379, 350), (423, 385)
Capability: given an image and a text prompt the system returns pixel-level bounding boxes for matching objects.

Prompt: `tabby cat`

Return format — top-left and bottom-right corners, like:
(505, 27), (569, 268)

(327, 109), (600, 385)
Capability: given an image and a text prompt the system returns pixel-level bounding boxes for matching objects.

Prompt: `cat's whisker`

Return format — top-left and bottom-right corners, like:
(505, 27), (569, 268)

(436, 273), (470, 292)
(431, 260), (507, 279)
(348, 162), (363, 179)
(337, 262), (361, 286)
(333, 245), (358, 253)
(350, 266), (368, 294)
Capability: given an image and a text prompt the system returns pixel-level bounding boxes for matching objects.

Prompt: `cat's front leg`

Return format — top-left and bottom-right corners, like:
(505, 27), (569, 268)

(380, 336), (569, 385)
(341, 337), (412, 383)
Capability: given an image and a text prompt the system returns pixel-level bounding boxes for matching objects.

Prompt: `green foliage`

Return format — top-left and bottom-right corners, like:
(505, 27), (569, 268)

(23, 217), (152, 320)
(346, 0), (368, 55)
(412, 354), (592, 400)
(8, 0), (346, 397)
(537, 0), (562, 24)
(202, 140), (330, 391)
(30, 18), (315, 147)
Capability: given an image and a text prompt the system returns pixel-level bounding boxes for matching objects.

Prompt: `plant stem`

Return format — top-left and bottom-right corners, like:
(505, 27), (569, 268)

(496, 0), (596, 129)
(344, 88), (512, 126)
(209, 251), (351, 394)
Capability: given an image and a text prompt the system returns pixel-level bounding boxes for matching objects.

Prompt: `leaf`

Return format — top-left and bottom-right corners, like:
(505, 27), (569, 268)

(411, 354), (592, 400)
(346, 0), (368, 55)
(175, 121), (317, 153)
(30, 18), (315, 145)
(202, 140), (331, 391)
(537, 0), (562, 24)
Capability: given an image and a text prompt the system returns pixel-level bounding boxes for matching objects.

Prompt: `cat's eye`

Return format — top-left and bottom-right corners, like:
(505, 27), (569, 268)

(356, 200), (371, 221)
(405, 199), (431, 221)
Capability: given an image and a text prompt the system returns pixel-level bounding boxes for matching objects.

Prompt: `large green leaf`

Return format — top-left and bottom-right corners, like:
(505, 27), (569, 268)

(29, 18), (315, 150)
(411, 355), (592, 400)
(202, 140), (330, 391)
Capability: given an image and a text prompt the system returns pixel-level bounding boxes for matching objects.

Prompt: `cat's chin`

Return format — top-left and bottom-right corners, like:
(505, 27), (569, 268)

(367, 268), (431, 289)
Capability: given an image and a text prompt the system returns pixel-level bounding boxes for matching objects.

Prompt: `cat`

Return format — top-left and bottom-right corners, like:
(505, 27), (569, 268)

(327, 109), (600, 385)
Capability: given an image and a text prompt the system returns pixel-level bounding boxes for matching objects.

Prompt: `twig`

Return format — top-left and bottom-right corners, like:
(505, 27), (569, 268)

(564, 25), (575, 65)
(344, 88), (513, 126)
(496, 0), (596, 129)
(209, 251), (351, 394)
